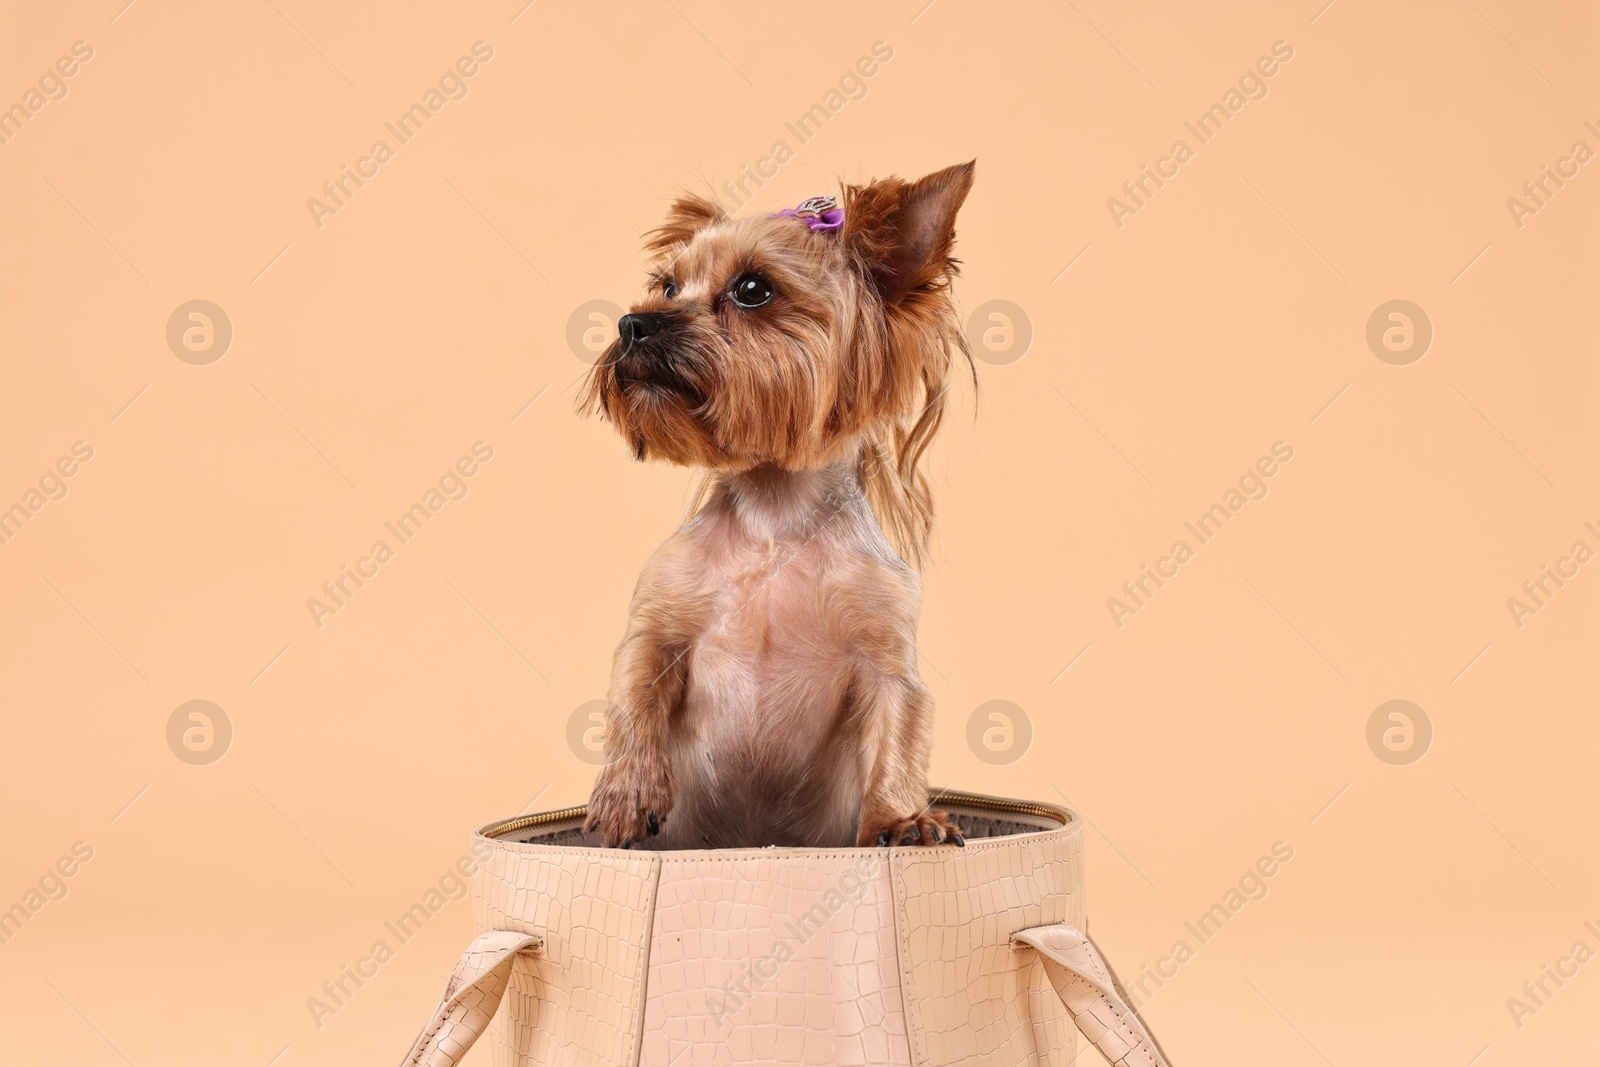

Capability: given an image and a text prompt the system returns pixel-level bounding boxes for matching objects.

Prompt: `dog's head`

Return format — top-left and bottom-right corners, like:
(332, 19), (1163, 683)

(582, 162), (975, 559)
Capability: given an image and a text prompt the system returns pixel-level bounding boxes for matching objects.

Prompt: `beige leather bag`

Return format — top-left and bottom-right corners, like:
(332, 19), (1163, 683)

(399, 791), (1173, 1066)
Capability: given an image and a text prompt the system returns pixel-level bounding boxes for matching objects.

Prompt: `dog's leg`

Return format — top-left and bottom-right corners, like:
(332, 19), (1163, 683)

(584, 621), (687, 848)
(844, 560), (964, 848)
(851, 666), (964, 848)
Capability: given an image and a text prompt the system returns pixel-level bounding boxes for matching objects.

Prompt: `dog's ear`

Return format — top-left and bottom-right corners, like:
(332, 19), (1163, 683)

(843, 160), (975, 303)
(646, 193), (728, 255)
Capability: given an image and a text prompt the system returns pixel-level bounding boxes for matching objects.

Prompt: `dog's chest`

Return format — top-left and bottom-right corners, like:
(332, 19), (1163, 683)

(671, 530), (861, 837)
(675, 505), (872, 740)
(695, 533), (849, 683)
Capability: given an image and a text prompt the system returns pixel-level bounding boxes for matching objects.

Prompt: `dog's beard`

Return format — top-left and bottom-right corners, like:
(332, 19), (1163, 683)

(596, 343), (722, 465)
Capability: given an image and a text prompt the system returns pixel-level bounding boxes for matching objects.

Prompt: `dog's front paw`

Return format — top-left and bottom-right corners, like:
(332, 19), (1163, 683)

(861, 809), (964, 848)
(583, 760), (673, 848)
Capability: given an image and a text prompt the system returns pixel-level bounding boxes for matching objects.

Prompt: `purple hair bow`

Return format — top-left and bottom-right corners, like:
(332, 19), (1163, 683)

(772, 195), (844, 232)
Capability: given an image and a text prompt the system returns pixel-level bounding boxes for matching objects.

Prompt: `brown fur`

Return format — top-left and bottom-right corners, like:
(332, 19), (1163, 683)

(581, 162), (975, 849)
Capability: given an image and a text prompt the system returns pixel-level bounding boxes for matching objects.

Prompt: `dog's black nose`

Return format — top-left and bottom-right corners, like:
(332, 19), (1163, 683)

(618, 312), (663, 348)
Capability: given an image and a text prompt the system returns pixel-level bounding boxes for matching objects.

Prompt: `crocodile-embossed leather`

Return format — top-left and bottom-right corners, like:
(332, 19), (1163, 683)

(1013, 924), (1172, 1067)
(894, 826), (1083, 1064)
(475, 840), (660, 1065)
(398, 794), (1175, 1067)
(399, 930), (542, 1067)
(641, 851), (909, 1067)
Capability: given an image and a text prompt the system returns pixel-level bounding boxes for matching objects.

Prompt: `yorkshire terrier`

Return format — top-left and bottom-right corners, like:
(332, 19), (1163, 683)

(581, 162), (975, 850)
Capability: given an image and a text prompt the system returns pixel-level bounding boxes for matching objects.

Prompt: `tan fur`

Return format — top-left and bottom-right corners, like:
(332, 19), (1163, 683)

(581, 162), (975, 849)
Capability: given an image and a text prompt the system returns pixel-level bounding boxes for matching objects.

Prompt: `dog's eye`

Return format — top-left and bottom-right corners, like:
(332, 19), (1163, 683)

(731, 273), (773, 309)
(659, 278), (679, 298)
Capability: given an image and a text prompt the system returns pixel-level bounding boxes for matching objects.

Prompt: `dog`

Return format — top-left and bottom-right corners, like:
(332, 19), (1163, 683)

(580, 161), (976, 850)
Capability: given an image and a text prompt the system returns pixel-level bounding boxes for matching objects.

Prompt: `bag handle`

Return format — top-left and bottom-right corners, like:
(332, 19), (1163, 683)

(397, 929), (542, 1067)
(1013, 923), (1173, 1067)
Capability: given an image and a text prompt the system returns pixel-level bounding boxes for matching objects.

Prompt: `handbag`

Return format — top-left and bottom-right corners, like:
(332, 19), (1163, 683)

(399, 790), (1173, 1066)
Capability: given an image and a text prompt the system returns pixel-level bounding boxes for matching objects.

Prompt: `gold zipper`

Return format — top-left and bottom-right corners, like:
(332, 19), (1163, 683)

(481, 792), (1070, 840)
(481, 804), (588, 840)
(928, 789), (1072, 825)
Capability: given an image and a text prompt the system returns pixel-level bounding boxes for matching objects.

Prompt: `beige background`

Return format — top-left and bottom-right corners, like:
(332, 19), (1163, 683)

(1, 0), (1596, 1063)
